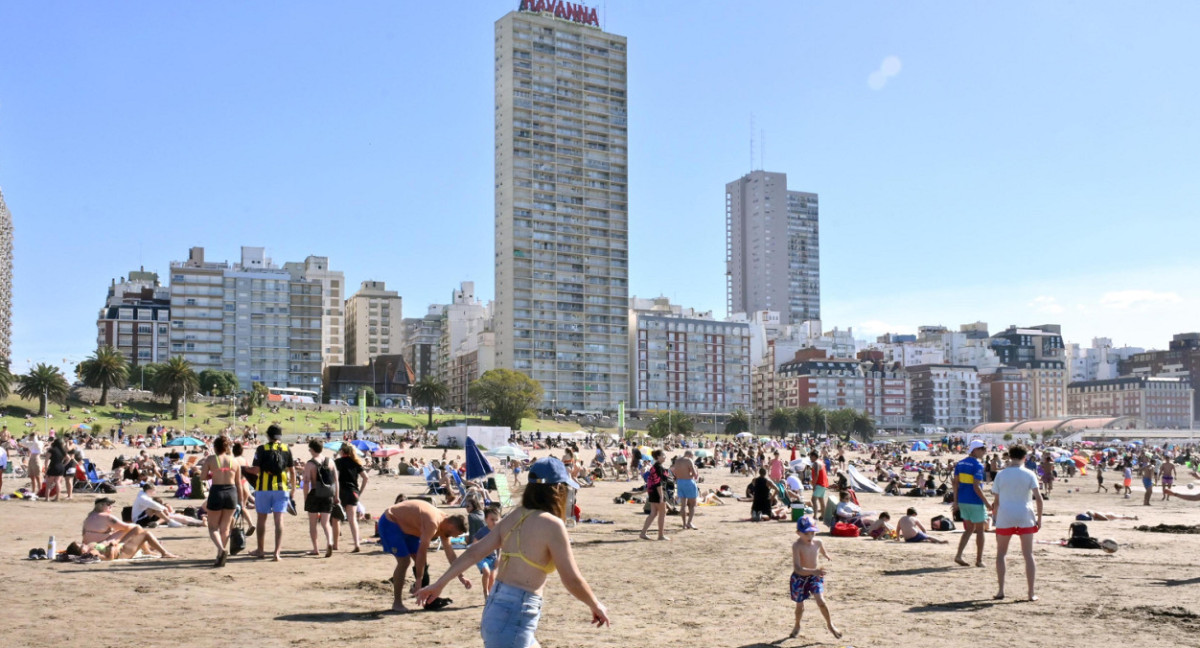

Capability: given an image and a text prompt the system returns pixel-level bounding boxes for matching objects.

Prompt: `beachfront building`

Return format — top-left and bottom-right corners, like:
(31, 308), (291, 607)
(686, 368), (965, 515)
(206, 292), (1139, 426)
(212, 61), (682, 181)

(979, 367), (1031, 423)
(628, 296), (751, 415)
(435, 282), (495, 411)
(859, 355), (913, 429)
(323, 353), (416, 406)
(493, 5), (630, 413)
(345, 280), (403, 366)
(991, 324), (1067, 418)
(283, 255), (345, 369)
(1064, 337), (1144, 384)
(726, 171), (820, 326)
(96, 269), (171, 367)
(1120, 333), (1200, 422)
(1067, 376), (1194, 428)
(169, 247), (228, 374)
(775, 349), (866, 412)
(401, 307), (445, 383)
(0, 188), (11, 361)
(907, 364), (982, 430)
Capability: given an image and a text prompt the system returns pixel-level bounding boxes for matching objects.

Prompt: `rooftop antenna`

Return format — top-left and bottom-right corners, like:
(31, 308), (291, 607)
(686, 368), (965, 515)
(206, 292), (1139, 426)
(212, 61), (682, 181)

(760, 128), (765, 171)
(750, 113), (755, 172)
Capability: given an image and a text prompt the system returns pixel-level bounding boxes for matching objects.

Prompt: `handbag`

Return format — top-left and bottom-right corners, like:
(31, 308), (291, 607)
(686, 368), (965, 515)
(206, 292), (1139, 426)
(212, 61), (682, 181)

(331, 502), (347, 522)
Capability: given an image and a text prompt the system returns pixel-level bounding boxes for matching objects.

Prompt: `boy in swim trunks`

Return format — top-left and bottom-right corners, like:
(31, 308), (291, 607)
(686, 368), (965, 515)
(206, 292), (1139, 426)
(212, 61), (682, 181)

(789, 516), (842, 640)
(671, 450), (700, 531)
(897, 507), (948, 544)
(1161, 461), (1176, 501)
(379, 499), (471, 612)
(472, 504), (501, 599)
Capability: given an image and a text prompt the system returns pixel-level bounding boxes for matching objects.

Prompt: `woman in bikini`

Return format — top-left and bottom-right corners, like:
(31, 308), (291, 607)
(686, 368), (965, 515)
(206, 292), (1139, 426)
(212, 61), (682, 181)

(81, 498), (179, 560)
(416, 457), (609, 647)
(200, 435), (243, 567)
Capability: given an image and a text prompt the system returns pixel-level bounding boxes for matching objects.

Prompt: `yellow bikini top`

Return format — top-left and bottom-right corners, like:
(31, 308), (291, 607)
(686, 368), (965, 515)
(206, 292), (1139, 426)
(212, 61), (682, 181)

(500, 510), (555, 574)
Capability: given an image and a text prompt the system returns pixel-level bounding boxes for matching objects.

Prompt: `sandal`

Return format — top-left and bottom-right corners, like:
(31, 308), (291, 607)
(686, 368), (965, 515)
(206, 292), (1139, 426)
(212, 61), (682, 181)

(423, 597), (453, 611)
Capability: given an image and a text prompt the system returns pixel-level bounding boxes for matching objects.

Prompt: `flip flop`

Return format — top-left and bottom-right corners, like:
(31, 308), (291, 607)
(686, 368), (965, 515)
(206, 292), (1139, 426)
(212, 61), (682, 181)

(423, 597), (453, 611)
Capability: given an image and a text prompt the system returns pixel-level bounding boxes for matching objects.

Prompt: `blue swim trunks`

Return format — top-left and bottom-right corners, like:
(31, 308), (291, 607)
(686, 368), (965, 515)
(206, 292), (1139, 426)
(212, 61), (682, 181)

(379, 515), (421, 558)
(676, 478), (699, 499)
(790, 572), (825, 602)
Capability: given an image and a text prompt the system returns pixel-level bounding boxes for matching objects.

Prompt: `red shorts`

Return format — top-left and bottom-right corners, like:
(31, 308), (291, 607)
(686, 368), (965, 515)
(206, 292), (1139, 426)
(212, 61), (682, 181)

(996, 526), (1038, 536)
(1123, 478), (1132, 487)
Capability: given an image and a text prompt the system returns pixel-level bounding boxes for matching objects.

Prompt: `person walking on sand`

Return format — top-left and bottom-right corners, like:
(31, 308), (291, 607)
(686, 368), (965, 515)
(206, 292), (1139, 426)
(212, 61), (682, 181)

(246, 425), (296, 561)
(953, 440), (989, 567)
(379, 499), (472, 612)
(671, 450), (700, 531)
(1161, 460), (1177, 501)
(991, 445), (1043, 602)
(808, 451), (829, 520)
(1141, 461), (1155, 506)
(416, 457), (609, 646)
(332, 443), (368, 552)
(640, 449), (670, 541)
(200, 435), (244, 567)
(302, 440), (338, 558)
(789, 516), (842, 640)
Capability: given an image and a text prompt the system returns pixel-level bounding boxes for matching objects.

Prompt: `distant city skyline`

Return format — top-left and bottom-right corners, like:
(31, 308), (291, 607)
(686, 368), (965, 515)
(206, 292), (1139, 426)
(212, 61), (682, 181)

(2, 1), (1198, 370)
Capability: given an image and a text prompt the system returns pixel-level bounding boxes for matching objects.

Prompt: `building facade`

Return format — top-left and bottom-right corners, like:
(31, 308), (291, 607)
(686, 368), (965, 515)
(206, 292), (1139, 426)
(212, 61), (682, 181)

(493, 6), (630, 412)
(345, 280), (403, 366)
(991, 324), (1067, 418)
(628, 297), (751, 415)
(726, 170), (819, 325)
(1067, 376), (1194, 428)
(1120, 333), (1200, 420)
(979, 367), (1031, 423)
(96, 270), (171, 366)
(402, 307), (445, 383)
(284, 256), (345, 369)
(169, 247), (228, 373)
(907, 364), (982, 429)
(863, 368), (912, 429)
(0, 188), (11, 361)
(775, 349), (866, 413)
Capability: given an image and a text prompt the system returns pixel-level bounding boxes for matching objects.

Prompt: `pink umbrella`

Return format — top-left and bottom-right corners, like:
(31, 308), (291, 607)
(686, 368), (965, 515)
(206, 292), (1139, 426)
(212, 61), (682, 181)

(372, 448), (402, 458)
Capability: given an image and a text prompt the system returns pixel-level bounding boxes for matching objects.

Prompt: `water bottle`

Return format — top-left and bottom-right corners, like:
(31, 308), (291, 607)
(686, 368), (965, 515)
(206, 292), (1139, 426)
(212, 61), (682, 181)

(47, 535), (56, 559)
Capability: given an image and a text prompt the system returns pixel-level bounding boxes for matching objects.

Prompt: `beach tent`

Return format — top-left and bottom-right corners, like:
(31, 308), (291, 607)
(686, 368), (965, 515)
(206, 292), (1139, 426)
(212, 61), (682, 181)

(911, 441), (929, 452)
(790, 458), (811, 472)
(845, 465), (884, 494)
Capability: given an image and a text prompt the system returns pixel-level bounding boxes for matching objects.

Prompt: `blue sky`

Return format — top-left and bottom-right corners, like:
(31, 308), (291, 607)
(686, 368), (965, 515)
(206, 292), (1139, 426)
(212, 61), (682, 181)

(2, 1), (1198, 373)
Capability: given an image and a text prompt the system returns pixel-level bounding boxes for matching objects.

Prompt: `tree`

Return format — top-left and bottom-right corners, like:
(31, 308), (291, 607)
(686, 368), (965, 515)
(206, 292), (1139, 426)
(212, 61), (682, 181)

(362, 387), (378, 407)
(130, 363), (162, 391)
(826, 409), (858, 441)
(1040, 429), (1054, 442)
(153, 356), (198, 419)
(468, 369), (543, 431)
(724, 409), (750, 435)
(199, 370), (239, 397)
(793, 407), (814, 435)
(806, 405), (828, 437)
(78, 346), (129, 406)
(410, 377), (450, 427)
(240, 381), (269, 416)
(1002, 433), (1013, 442)
(851, 411), (876, 442)
(17, 363), (70, 416)
(648, 410), (693, 438)
(0, 359), (12, 399)
(768, 408), (793, 438)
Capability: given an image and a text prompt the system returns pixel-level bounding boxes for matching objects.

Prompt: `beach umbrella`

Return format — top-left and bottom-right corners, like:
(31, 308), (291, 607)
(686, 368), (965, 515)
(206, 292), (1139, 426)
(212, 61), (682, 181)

(1055, 456), (1073, 464)
(324, 441), (362, 454)
(351, 439), (380, 453)
(692, 449), (711, 458)
(486, 445), (530, 460)
(464, 436), (494, 480)
(372, 448), (402, 458)
(74, 423), (91, 431)
(735, 432), (754, 440)
(790, 458), (811, 471)
(165, 436), (205, 447)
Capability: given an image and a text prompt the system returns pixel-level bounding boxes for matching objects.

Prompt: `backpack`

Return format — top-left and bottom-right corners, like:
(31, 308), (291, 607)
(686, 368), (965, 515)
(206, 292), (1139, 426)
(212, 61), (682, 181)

(1066, 522), (1101, 549)
(310, 458), (335, 499)
(258, 443), (289, 476)
(931, 515), (956, 531)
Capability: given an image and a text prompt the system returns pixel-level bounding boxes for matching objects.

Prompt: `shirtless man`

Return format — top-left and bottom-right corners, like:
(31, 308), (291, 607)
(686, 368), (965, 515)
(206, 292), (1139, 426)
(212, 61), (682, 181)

(1160, 461), (1177, 501)
(81, 497), (179, 560)
(378, 499), (472, 612)
(671, 450), (700, 531)
(1141, 462), (1155, 506)
(897, 507), (948, 544)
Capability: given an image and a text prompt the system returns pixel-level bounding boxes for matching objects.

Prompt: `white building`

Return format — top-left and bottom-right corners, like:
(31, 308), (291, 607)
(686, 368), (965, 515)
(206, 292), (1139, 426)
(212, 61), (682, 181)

(345, 280), (403, 365)
(1064, 338), (1145, 384)
(284, 256), (345, 369)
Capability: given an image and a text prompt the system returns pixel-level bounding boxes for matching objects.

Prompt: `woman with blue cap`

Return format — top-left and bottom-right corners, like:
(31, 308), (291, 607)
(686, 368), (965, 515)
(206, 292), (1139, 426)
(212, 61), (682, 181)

(417, 456), (610, 647)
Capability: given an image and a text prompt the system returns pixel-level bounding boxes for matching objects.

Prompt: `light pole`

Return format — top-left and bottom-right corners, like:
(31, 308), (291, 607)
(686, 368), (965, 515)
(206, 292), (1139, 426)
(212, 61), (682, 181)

(43, 386), (49, 436)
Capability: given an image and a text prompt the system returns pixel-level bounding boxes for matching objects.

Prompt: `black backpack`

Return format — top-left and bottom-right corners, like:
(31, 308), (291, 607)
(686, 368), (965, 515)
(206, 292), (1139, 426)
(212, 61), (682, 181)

(1066, 522), (1101, 549)
(931, 515), (956, 531)
(258, 443), (289, 476)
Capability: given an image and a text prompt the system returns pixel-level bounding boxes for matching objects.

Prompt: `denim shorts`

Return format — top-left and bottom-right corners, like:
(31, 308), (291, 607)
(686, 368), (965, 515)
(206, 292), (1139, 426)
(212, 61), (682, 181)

(480, 582), (542, 648)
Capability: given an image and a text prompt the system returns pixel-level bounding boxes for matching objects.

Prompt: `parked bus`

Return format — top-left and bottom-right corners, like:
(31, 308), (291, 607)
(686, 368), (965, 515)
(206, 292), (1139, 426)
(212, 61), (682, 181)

(267, 387), (318, 404)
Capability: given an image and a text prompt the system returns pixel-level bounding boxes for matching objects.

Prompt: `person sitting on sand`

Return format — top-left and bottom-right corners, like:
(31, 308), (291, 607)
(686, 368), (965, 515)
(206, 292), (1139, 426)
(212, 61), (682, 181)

(700, 489), (725, 505)
(896, 507), (948, 544)
(132, 483), (204, 528)
(866, 512), (895, 540)
(81, 497), (179, 560)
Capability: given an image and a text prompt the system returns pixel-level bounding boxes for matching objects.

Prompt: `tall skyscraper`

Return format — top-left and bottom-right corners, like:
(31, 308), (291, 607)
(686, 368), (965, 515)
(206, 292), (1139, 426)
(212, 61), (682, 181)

(726, 171), (820, 325)
(0, 188), (11, 361)
(345, 280), (403, 365)
(494, 4), (629, 413)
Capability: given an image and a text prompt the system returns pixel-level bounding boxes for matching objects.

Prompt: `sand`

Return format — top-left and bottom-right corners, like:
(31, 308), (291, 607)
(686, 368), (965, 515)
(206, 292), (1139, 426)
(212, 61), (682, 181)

(4, 443), (1200, 648)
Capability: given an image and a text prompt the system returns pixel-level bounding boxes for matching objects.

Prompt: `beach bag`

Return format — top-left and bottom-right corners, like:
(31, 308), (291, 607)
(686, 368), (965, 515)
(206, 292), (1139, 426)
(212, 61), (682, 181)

(121, 506), (134, 523)
(1066, 522), (1101, 549)
(931, 515), (955, 531)
(832, 521), (860, 537)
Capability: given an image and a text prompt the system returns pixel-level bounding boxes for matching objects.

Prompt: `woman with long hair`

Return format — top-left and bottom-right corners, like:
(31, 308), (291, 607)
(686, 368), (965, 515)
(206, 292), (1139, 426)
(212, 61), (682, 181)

(200, 435), (243, 567)
(416, 457), (609, 647)
(332, 443), (368, 552)
(44, 437), (68, 501)
(639, 449), (670, 541)
(302, 439), (338, 558)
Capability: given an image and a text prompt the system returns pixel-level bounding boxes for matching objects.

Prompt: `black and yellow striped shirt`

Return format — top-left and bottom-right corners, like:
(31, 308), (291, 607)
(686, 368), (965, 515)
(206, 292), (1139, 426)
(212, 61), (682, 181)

(253, 442), (294, 491)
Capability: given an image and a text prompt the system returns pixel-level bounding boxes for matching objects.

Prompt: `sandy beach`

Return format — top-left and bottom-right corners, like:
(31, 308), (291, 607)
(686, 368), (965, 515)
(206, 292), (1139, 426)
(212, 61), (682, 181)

(4, 442), (1200, 648)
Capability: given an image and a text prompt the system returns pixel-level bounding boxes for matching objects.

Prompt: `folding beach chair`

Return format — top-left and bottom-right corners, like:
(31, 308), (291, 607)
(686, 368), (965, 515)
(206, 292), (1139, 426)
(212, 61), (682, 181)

(493, 473), (514, 509)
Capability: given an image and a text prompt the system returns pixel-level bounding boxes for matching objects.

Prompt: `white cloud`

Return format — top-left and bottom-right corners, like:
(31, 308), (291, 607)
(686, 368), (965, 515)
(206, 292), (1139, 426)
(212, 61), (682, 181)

(867, 55), (903, 90)
(1029, 295), (1065, 314)
(1100, 290), (1182, 311)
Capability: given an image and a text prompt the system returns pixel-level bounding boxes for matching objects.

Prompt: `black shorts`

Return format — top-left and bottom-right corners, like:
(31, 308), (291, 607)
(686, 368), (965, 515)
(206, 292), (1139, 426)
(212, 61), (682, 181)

(305, 494), (333, 514)
(207, 484), (238, 511)
(648, 488), (662, 504)
(338, 487), (359, 507)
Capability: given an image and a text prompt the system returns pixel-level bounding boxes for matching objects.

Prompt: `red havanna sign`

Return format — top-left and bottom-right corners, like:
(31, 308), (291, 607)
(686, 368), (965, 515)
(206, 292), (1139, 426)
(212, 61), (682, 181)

(519, 0), (600, 27)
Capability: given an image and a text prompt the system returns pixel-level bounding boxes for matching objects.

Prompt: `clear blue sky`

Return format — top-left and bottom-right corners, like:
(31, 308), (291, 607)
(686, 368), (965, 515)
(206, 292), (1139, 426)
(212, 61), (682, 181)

(2, 1), (1198, 373)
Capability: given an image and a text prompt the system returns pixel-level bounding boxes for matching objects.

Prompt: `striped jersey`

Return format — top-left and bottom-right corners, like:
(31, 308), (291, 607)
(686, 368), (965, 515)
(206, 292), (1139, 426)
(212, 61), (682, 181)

(253, 442), (294, 491)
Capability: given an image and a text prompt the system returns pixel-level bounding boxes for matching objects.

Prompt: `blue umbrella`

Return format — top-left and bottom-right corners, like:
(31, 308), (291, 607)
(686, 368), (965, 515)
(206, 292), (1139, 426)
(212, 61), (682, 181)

(465, 436), (494, 481)
(350, 439), (380, 453)
(165, 436), (205, 447)
(324, 441), (360, 454)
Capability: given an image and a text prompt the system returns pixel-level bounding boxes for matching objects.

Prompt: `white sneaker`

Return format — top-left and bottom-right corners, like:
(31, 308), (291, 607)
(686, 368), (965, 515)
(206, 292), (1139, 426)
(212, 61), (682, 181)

(167, 520), (183, 528)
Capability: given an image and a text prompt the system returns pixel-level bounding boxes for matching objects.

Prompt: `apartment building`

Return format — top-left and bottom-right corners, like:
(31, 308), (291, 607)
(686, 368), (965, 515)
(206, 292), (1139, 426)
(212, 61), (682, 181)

(344, 280), (403, 366)
(1068, 376), (1194, 428)
(402, 306), (445, 383)
(96, 269), (171, 366)
(775, 349), (865, 412)
(991, 324), (1067, 418)
(907, 364), (982, 429)
(1120, 333), (1200, 419)
(284, 256), (345, 369)
(979, 367), (1031, 423)
(169, 247), (228, 373)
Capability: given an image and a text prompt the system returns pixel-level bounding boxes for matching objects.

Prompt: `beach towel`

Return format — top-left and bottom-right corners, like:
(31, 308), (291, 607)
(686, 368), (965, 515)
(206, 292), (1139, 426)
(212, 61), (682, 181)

(494, 473), (514, 509)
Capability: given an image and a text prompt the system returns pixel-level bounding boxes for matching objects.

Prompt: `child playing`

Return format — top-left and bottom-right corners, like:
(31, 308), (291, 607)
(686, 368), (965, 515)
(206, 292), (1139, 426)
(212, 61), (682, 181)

(1095, 463), (1107, 493)
(471, 503), (502, 599)
(866, 512), (894, 540)
(897, 507), (948, 544)
(789, 516), (843, 640)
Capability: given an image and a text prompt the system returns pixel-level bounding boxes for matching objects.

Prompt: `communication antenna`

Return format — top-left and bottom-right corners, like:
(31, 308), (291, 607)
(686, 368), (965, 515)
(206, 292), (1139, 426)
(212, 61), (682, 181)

(750, 113), (755, 172)
(760, 129), (765, 170)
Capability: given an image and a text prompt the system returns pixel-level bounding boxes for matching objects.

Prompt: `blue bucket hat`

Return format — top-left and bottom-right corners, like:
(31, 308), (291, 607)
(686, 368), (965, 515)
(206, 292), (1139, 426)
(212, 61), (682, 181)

(527, 456), (580, 490)
(796, 516), (818, 534)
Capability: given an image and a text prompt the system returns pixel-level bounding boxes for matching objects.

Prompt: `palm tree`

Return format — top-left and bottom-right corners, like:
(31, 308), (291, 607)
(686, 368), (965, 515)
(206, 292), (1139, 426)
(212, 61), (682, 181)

(851, 411), (876, 442)
(793, 407), (814, 435)
(153, 356), (198, 419)
(17, 363), (70, 416)
(724, 409), (750, 435)
(79, 346), (129, 406)
(768, 408), (793, 438)
(0, 359), (12, 399)
(410, 377), (449, 427)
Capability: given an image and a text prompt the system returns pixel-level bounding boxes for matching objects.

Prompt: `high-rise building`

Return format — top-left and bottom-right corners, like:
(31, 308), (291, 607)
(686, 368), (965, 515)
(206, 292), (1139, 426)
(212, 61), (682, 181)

(726, 171), (819, 325)
(402, 306), (445, 383)
(169, 247), (228, 373)
(991, 324), (1067, 418)
(345, 280), (403, 365)
(907, 364), (982, 429)
(0, 188), (10, 361)
(493, 5), (629, 413)
(284, 256), (345, 369)
(97, 269), (171, 366)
